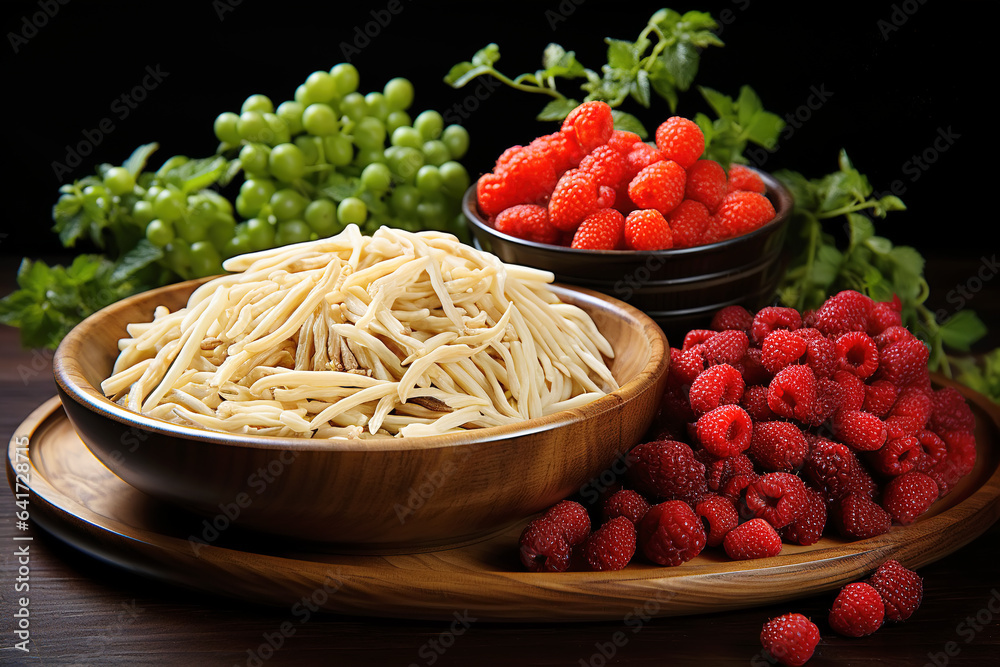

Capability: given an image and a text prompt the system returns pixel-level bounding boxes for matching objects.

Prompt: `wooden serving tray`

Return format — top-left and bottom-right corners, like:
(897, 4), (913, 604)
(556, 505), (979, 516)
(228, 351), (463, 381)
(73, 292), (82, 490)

(8, 378), (1000, 622)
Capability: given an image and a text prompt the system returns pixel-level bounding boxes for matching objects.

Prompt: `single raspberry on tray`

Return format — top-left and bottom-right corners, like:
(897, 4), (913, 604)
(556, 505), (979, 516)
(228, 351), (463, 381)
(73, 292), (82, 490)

(583, 516), (637, 571)
(723, 517), (782, 560)
(760, 613), (821, 667)
(881, 471), (939, 525)
(628, 160), (687, 216)
(548, 168), (600, 232)
(561, 100), (615, 153)
(694, 493), (739, 547)
(726, 163), (767, 194)
(570, 208), (625, 250)
(626, 439), (708, 505)
(637, 500), (707, 566)
(624, 208), (673, 250)
(685, 158), (728, 212)
(868, 559), (923, 621)
(714, 190), (775, 236)
(745, 472), (810, 529)
(494, 204), (560, 244)
(518, 517), (572, 572)
(829, 582), (885, 637)
(542, 499), (591, 547)
(654, 116), (705, 169)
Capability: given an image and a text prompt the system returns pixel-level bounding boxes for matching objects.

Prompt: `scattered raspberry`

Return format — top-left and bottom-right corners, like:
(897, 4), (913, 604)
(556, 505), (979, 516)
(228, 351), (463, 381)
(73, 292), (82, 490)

(696, 404), (754, 457)
(714, 190), (776, 235)
(579, 144), (627, 188)
(745, 472), (810, 528)
(667, 199), (712, 248)
(781, 488), (827, 546)
(760, 613), (821, 667)
(628, 160), (687, 216)
(723, 517), (782, 560)
(832, 494), (891, 539)
(726, 163), (767, 194)
(548, 169), (599, 232)
(694, 494), (739, 547)
(832, 409), (887, 452)
(703, 329), (750, 366)
(864, 380), (900, 418)
(494, 204), (561, 244)
(836, 331), (880, 379)
(751, 307), (802, 345)
(561, 100), (615, 153)
(711, 305), (754, 332)
(750, 421), (809, 472)
(868, 559), (923, 621)
(684, 159), (728, 211)
(518, 517), (571, 572)
(761, 329), (808, 374)
(583, 516), (637, 571)
(882, 471), (938, 525)
(654, 116), (705, 168)
(637, 500), (707, 566)
(624, 208), (673, 250)
(570, 208), (625, 250)
(603, 489), (651, 525)
(767, 365), (818, 422)
(543, 500), (591, 547)
(813, 290), (873, 337)
(929, 387), (976, 433)
(829, 582), (885, 637)
(626, 440), (708, 504)
(689, 363), (745, 415)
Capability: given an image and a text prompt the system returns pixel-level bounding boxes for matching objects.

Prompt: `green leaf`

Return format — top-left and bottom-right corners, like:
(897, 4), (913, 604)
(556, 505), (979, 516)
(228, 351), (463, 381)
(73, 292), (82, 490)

(699, 86), (735, 119)
(443, 61), (478, 87)
(605, 38), (639, 70)
(659, 42), (700, 92)
(847, 214), (875, 248)
(610, 110), (648, 138)
(939, 311), (988, 351)
(109, 239), (164, 284)
(631, 69), (651, 107)
(122, 143), (159, 178)
(471, 43), (501, 67)
(536, 98), (580, 122)
(540, 44), (587, 79)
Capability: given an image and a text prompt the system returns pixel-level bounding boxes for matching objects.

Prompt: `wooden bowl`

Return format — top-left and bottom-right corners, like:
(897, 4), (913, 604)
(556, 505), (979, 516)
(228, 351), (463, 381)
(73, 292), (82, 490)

(52, 278), (669, 552)
(464, 168), (794, 342)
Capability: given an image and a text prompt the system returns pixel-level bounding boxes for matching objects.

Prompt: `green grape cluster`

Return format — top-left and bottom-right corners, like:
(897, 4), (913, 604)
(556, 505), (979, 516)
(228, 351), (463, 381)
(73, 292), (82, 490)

(213, 63), (472, 249)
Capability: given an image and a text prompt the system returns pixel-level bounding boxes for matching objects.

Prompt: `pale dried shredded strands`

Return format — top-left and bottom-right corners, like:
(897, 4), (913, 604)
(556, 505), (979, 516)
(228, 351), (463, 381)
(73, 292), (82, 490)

(101, 225), (618, 439)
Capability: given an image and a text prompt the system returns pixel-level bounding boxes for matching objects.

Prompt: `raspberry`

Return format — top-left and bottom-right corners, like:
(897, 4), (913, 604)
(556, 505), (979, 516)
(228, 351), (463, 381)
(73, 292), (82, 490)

(654, 116), (705, 168)
(624, 142), (663, 180)
(637, 500), (707, 566)
(809, 378), (844, 427)
(804, 439), (874, 505)
(761, 329), (808, 374)
(745, 471), (810, 528)
(596, 184), (616, 209)
(929, 387), (976, 433)
(874, 325), (916, 350)
(882, 471), (938, 525)
(913, 430), (947, 474)
(494, 204), (561, 244)
(832, 494), (891, 539)
(714, 190), (776, 235)
(668, 346), (706, 386)
(703, 329), (750, 366)
(583, 516), (636, 571)
(607, 129), (642, 155)
(528, 131), (585, 173)
(889, 386), (933, 429)
(750, 421), (809, 472)
(696, 404), (753, 457)
(695, 494), (739, 547)
(476, 172), (520, 217)
(518, 517), (571, 572)
(834, 370), (866, 412)
(628, 160), (687, 216)
(683, 329), (716, 349)
(667, 199), (711, 248)
(548, 168), (599, 231)
(702, 451), (755, 493)
(493, 145), (558, 203)
(760, 613), (821, 667)
(832, 409), (887, 451)
(814, 290), (873, 337)
(570, 208), (625, 250)
(767, 365), (818, 422)
(741, 347), (772, 385)
(926, 430), (977, 496)
(543, 500), (591, 547)
(624, 208), (673, 250)
(726, 163), (767, 194)
(835, 331), (880, 379)
(723, 518), (782, 560)
(711, 304), (754, 332)
(720, 471), (759, 507)
(689, 363), (745, 415)
(867, 298), (904, 336)
(867, 436), (921, 476)
(742, 384), (777, 421)
(829, 582), (885, 637)
(751, 307), (802, 345)
(781, 488), (828, 546)
(684, 159), (728, 212)
(602, 489), (651, 525)
(804, 335), (838, 378)
(868, 559), (923, 621)
(579, 144), (627, 188)
(561, 100), (615, 153)
(864, 380), (900, 418)
(626, 440), (708, 504)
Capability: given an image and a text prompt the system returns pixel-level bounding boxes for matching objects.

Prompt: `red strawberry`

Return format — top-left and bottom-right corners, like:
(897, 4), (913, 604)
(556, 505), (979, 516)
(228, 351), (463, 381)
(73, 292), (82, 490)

(637, 500), (707, 566)
(715, 190), (775, 236)
(726, 163), (767, 193)
(829, 582), (885, 637)
(528, 131), (585, 173)
(494, 204), (560, 244)
(667, 199), (711, 248)
(476, 172), (519, 217)
(571, 208), (625, 250)
(685, 159), (728, 212)
(868, 559), (923, 621)
(628, 160), (687, 216)
(583, 516), (636, 571)
(548, 168), (599, 231)
(654, 116), (705, 169)
(624, 208), (673, 250)
(579, 144), (627, 188)
(561, 100), (615, 153)
(760, 613), (821, 667)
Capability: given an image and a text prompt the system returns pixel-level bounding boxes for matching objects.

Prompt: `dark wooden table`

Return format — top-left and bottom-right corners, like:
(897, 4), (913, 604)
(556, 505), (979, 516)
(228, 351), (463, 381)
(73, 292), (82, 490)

(1, 255), (998, 666)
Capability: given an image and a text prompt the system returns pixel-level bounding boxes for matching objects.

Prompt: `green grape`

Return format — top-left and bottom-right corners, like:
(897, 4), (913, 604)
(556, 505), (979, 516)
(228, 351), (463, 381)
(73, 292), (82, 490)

(390, 184), (420, 215)
(153, 188), (185, 222)
(197, 189), (234, 216)
(246, 217), (276, 250)
(294, 135), (322, 166)
(364, 92), (389, 121)
(439, 161), (471, 198)
(270, 188), (309, 221)
(441, 124), (470, 159)
(82, 184), (110, 212)
(304, 198), (339, 236)
(237, 110), (269, 142)
(386, 147), (424, 181)
(164, 240), (192, 278)
(302, 103), (339, 136)
(413, 110), (444, 141)
(145, 219), (174, 247)
(415, 165), (443, 196)
(337, 197), (367, 225)
(268, 143), (306, 182)
(56, 193), (81, 217)
(214, 111), (241, 144)
(330, 63), (360, 96)
(239, 178), (277, 215)
(275, 101), (305, 136)
(102, 166), (135, 195)
(190, 240), (223, 277)
(383, 77), (414, 111)
(353, 116), (386, 150)
(144, 185), (164, 202)
(241, 94), (274, 114)
(224, 234), (253, 259)
(239, 143), (271, 174)
(207, 215), (237, 251)
(294, 84), (315, 106)
(275, 220), (311, 246)
(174, 215), (210, 244)
(390, 126), (422, 149)
(386, 110), (411, 135)
(360, 162), (392, 193)
(354, 148), (385, 168)
(421, 140), (450, 167)
(132, 199), (155, 226)
(263, 112), (291, 145)
(304, 70), (337, 103)
(339, 92), (367, 122)
(417, 198), (448, 230)
(395, 217), (421, 232)
(323, 135), (353, 166)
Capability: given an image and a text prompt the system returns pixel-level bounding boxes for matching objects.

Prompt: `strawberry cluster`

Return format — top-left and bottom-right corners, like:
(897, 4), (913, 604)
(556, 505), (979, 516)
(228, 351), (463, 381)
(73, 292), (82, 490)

(477, 101), (776, 251)
(517, 289), (978, 573)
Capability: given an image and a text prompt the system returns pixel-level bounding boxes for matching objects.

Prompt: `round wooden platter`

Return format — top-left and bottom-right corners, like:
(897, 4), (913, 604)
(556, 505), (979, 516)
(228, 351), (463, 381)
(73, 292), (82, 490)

(8, 377), (1000, 623)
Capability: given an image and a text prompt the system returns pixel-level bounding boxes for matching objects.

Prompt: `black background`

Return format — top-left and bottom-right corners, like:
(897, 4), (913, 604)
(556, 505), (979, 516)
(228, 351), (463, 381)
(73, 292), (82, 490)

(0, 0), (991, 259)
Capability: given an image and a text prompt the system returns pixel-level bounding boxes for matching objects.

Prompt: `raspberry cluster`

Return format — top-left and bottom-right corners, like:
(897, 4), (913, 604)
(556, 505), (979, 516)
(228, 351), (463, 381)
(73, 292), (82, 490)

(517, 290), (978, 573)
(477, 101), (776, 251)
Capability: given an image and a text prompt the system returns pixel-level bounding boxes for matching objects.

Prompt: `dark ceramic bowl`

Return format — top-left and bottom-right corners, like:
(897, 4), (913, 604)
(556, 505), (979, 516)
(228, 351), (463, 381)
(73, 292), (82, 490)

(464, 169), (794, 341)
